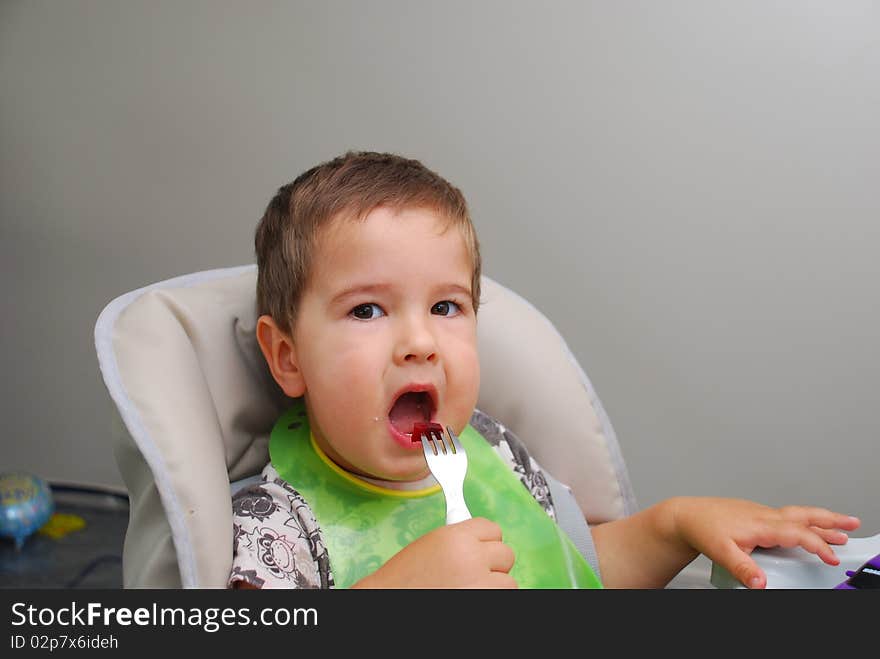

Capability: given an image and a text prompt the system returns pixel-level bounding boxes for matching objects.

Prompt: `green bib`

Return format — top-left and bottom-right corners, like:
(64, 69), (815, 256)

(269, 401), (602, 589)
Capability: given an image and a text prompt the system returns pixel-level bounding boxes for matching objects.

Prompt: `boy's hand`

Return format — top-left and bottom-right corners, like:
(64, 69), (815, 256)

(670, 497), (861, 589)
(351, 517), (517, 589)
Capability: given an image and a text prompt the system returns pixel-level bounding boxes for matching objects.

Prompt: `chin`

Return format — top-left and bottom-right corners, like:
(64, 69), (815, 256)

(378, 461), (430, 483)
(398, 469), (431, 483)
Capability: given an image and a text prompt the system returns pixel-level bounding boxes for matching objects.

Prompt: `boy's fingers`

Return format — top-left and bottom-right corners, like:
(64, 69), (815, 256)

(458, 516), (503, 541)
(768, 524), (840, 565)
(724, 525), (843, 588)
(484, 572), (518, 589)
(717, 540), (765, 589)
(778, 507), (860, 531)
(484, 540), (515, 573)
(811, 526), (850, 546)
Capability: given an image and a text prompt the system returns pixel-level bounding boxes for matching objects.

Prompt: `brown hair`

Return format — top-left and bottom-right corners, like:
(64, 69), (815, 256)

(255, 151), (481, 333)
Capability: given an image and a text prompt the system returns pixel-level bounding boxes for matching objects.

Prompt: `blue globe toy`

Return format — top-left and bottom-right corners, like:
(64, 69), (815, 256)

(0, 472), (54, 550)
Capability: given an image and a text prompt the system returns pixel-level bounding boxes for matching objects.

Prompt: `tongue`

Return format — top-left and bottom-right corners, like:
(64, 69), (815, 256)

(389, 392), (431, 434)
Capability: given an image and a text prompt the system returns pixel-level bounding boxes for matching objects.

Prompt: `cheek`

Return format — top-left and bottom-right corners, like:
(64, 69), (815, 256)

(301, 326), (383, 380)
(300, 334), (388, 418)
(446, 341), (481, 415)
(333, 341), (386, 390)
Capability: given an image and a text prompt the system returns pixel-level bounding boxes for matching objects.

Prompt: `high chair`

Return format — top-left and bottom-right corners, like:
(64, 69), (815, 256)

(95, 265), (639, 588)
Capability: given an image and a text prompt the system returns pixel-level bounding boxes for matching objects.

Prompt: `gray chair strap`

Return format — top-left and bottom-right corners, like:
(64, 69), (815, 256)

(545, 472), (602, 582)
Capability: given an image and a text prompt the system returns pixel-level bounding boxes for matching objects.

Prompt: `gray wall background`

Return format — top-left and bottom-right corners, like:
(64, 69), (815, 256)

(2, 1), (878, 534)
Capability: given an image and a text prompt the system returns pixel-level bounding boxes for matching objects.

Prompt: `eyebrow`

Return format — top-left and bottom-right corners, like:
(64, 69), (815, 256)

(330, 282), (473, 306)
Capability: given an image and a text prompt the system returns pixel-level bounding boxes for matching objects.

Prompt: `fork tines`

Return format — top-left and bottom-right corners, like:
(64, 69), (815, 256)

(412, 422), (464, 456)
(412, 422), (452, 455)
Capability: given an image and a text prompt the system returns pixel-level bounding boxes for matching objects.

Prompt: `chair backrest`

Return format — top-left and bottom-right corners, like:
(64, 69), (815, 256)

(95, 265), (636, 587)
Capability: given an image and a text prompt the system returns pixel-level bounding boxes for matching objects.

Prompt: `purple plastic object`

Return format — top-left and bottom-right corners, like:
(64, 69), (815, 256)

(834, 553), (880, 589)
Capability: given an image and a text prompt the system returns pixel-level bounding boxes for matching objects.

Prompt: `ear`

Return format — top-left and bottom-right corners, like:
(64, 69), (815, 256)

(256, 314), (306, 398)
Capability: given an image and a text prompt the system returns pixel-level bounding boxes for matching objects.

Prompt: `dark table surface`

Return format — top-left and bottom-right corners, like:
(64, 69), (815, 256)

(1, 485), (128, 589)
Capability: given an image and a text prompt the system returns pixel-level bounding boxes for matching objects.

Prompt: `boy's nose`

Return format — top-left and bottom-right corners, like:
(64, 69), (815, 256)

(394, 314), (438, 364)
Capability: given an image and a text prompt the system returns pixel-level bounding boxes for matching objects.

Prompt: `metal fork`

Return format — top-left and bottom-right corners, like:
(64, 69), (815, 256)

(416, 424), (472, 525)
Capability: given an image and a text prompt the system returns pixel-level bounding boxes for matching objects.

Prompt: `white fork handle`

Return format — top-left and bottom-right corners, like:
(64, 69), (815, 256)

(444, 490), (472, 525)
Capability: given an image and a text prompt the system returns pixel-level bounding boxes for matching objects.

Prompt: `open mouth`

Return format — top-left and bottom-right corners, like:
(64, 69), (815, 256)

(388, 390), (436, 436)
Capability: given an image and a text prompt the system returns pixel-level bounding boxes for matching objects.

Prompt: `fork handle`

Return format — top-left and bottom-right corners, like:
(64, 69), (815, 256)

(444, 494), (472, 525)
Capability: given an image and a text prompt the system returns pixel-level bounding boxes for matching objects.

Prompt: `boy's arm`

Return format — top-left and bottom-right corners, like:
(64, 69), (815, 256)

(591, 499), (693, 589)
(351, 517), (516, 589)
(592, 496), (861, 589)
(228, 475), (332, 590)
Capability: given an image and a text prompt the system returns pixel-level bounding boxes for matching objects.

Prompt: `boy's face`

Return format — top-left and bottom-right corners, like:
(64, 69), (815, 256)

(290, 206), (479, 481)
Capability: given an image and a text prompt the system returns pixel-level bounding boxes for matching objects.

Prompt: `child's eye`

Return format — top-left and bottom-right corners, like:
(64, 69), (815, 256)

(350, 303), (385, 320)
(431, 300), (461, 317)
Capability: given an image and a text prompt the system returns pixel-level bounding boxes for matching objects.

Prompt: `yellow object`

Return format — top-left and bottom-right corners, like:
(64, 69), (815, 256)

(38, 513), (86, 539)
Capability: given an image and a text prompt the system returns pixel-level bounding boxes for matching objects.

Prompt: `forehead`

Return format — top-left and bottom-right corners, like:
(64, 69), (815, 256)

(321, 204), (456, 240)
(310, 206), (473, 285)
